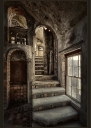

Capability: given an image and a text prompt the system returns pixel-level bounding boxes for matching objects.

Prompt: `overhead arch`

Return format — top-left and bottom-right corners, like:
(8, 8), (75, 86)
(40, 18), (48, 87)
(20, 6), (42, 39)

(7, 6), (28, 29)
(34, 24), (58, 76)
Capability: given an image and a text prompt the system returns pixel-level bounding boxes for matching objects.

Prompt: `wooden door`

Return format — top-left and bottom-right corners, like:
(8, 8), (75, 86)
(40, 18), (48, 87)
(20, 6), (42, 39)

(10, 61), (27, 84)
(10, 61), (27, 103)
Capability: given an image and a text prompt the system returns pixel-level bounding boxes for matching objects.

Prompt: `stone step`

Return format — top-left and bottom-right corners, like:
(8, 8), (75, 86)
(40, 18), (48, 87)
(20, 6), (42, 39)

(32, 80), (60, 89)
(35, 60), (43, 62)
(33, 95), (71, 111)
(32, 121), (83, 127)
(35, 58), (43, 60)
(35, 67), (44, 70)
(35, 56), (43, 58)
(33, 106), (79, 126)
(35, 66), (44, 67)
(35, 63), (44, 67)
(35, 63), (44, 65)
(35, 71), (44, 75)
(35, 70), (44, 71)
(35, 75), (57, 81)
(32, 87), (65, 99)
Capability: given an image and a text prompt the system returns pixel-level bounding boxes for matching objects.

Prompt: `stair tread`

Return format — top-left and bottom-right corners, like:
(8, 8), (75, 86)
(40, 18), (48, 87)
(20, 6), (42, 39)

(35, 75), (55, 76)
(32, 80), (59, 85)
(35, 66), (44, 67)
(33, 106), (78, 125)
(35, 70), (44, 71)
(33, 95), (71, 107)
(32, 87), (65, 94)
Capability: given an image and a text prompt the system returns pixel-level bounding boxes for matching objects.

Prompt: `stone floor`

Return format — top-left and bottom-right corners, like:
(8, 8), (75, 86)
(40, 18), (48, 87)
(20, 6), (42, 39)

(4, 103), (32, 127)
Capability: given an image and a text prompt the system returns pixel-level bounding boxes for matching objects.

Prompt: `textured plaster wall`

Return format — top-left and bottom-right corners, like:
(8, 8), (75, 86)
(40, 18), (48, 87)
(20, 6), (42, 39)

(57, 16), (87, 126)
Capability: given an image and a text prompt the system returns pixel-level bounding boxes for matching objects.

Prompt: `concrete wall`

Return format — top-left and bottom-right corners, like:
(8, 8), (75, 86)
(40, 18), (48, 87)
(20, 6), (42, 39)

(57, 16), (87, 126)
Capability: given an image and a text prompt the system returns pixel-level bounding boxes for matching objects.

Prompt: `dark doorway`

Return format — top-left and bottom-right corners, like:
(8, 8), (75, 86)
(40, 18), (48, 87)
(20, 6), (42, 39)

(10, 50), (27, 105)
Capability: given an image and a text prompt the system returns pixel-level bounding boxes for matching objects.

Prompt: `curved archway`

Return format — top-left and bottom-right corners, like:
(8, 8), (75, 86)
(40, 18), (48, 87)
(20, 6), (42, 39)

(6, 48), (28, 107)
(33, 25), (58, 76)
(7, 6), (28, 29)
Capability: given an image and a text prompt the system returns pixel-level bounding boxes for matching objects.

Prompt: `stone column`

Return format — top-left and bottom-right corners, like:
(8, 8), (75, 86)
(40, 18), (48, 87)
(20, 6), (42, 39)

(27, 58), (33, 103)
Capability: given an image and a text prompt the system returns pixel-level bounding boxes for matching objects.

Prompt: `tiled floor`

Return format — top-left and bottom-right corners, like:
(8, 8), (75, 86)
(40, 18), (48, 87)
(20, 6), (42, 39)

(4, 103), (32, 127)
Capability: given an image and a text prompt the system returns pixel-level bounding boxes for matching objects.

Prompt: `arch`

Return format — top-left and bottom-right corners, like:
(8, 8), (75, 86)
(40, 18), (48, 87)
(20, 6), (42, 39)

(7, 6), (28, 29)
(33, 24), (58, 76)
(6, 48), (28, 107)
(5, 47), (28, 61)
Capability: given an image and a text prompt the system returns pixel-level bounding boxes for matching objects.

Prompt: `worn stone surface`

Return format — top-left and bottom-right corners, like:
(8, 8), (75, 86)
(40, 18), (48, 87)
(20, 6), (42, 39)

(32, 121), (83, 127)
(32, 87), (65, 95)
(4, 1), (87, 127)
(33, 95), (71, 111)
(4, 104), (32, 127)
(33, 106), (78, 126)
(20, 1), (87, 35)
(58, 17), (87, 126)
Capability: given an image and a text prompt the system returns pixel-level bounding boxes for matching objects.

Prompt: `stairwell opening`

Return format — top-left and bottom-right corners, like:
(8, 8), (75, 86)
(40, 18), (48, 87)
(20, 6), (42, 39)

(33, 25), (58, 76)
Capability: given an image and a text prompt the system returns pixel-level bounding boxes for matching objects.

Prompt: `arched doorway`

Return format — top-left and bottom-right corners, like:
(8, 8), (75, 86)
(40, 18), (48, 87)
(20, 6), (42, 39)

(7, 49), (27, 107)
(33, 25), (57, 76)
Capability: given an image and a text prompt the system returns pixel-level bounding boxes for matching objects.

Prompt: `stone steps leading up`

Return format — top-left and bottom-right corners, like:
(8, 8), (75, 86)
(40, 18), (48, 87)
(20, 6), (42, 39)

(35, 57), (44, 75)
(32, 80), (60, 89)
(35, 71), (44, 75)
(32, 87), (65, 99)
(33, 95), (71, 112)
(33, 106), (79, 126)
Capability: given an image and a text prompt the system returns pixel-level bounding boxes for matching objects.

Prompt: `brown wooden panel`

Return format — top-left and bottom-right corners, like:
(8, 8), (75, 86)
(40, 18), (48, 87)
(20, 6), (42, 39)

(10, 61), (27, 84)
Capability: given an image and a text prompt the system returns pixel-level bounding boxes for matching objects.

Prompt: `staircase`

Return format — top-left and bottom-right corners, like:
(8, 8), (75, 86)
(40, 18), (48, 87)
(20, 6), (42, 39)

(35, 56), (44, 75)
(32, 75), (80, 127)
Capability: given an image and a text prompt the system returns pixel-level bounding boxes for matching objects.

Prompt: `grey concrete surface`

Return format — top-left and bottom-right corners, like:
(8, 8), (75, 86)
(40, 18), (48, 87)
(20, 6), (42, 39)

(33, 106), (78, 125)
(33, 95), (71, 107)
(32, 87), (65, 94)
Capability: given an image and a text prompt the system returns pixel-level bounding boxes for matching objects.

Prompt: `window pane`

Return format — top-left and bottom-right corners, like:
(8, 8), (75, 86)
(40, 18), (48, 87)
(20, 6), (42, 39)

(68, 67), (73, 76)
(68, 57), (72, 66)
(73, 67), (78, 77)
(79, 67), (81, 77)
(66, 85), (71, 95)
(73, 56), (78, 67)
(71, 77), (77, 87)
(77, 79), (81, 89)
(66, 54), (81, 103)
(67, 76), (71, 86)
(76, 89), (81, 102)
(72, 87), (76, 98)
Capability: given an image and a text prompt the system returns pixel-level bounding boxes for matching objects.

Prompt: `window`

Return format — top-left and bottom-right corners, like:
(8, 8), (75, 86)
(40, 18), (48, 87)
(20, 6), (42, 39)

(66, 51), (81, 103)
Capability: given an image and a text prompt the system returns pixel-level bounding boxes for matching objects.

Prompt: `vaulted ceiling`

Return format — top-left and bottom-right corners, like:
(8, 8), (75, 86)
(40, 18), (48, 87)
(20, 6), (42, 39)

(4, 1), (87, 35)
(21, 1), (87, 34)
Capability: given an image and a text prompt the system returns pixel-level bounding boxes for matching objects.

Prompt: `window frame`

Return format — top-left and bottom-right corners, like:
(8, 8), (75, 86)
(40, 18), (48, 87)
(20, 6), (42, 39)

(65, 49), (81, 103)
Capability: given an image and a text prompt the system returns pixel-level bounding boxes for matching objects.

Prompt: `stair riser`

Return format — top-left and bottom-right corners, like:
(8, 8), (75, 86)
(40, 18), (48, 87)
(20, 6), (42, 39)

(32, 92), (65, 99)
(35, 61), (43, 63)
(35, 71), (44, 75)
(32, 84), (60, 89)
(35, 76), (57, 81)
(35, 67), (44, 70)
(33, 115), (79, 127)
(33, 101), (71, 112)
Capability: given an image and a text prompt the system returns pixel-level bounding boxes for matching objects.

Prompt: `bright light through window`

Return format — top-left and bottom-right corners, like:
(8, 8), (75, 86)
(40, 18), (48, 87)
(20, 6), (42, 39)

(66, 53), (81, 103)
